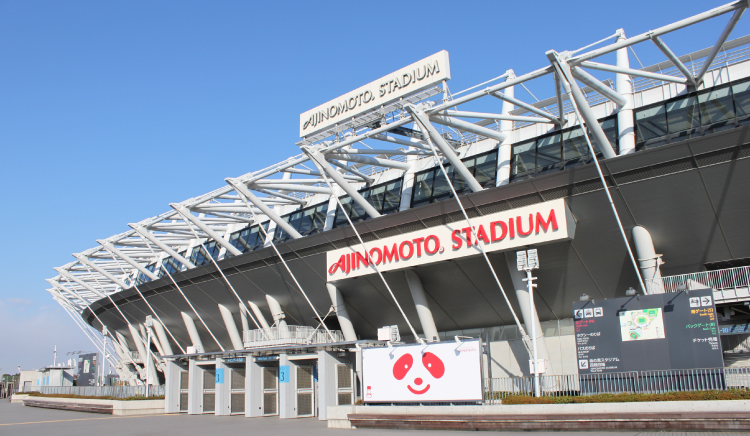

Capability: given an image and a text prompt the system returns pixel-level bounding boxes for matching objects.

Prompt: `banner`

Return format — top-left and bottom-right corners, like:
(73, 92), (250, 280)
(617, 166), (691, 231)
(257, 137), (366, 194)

(362, 340), (482, 402)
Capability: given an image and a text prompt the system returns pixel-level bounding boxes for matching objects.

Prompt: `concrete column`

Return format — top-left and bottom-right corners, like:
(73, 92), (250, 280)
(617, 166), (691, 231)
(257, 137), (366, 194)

(503, 253), (551, 375)
(497, 70), (515, 187)
(632, 225), (663, 293)
(164, 359), (183, 413)
(248, 301), (272, 335)
(215, 359), (230, 416)
(317, 350), (337, 421)
(404, 270), (439, 342)
(278, 354), (297, 419)
(616, 29), (636, 155)
(239, 305), (249, 334)
(152, 320), (174, 356)
(218, 304), (243, 350)
(187, 359), (202, 414)
(181, 312), (204, 352)
(326, 283), (357, 341)
(265, 295), (288, 338)
(245, 357), (262, 417)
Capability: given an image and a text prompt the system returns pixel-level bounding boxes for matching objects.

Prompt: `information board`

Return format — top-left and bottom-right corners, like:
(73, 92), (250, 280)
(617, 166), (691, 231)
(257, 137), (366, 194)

(572, 289), (723, 373)
(77, 353), (99, 386)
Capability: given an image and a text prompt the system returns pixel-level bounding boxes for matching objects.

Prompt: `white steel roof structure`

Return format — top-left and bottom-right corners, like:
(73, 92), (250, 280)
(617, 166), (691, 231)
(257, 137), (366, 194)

(46, 1), (750, 381)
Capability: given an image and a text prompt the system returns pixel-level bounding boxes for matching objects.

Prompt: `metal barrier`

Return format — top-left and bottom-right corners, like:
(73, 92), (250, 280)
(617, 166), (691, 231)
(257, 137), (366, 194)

(243, 325), (345, 348)
(645, 265), (750, 303)
(484, 367), (750, 402)
(20, 385), (165, 398)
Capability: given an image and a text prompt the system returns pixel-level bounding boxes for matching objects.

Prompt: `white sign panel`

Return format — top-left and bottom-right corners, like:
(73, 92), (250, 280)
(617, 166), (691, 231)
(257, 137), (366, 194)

(299, 51), (450, 137)
(362, 340), (482, 403)
(326, 199), (576, 282)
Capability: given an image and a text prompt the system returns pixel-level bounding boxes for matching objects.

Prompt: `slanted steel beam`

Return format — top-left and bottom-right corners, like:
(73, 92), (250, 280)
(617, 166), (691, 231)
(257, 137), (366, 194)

(695, 7), (746, 85)
(440, 110), (556, 124)
(226, 178), (303, 240)
(170, 204), (243, 257)
(54, 268), (109, 299)
(429, 115), (508, 143)
(305, 149), (382, 219)
(47, 279), (93, 306)
(578, 61), (688, 84)
(327, 159), (375, 184)
(98, 240), (160, 281)
(74, 254), (129, 288)
(326, 153), (411, 171)
(571, 67), (627, 108)
(490, 92), (562, 125)
(405, 106), (484, 193)
(129, 224), (196, 269)
(650, 35), (699, 87)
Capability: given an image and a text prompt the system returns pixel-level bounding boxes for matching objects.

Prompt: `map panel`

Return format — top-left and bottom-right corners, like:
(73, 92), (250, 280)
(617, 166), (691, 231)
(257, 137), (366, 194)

(619, 308), (665, 341)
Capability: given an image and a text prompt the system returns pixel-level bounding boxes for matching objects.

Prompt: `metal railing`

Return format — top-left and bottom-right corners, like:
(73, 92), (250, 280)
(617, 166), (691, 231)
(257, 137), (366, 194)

(484, 367), (750, 403)
(243, 325), (345, 348)
(20, 385), (165, 398)
(645, 265), (750, 303)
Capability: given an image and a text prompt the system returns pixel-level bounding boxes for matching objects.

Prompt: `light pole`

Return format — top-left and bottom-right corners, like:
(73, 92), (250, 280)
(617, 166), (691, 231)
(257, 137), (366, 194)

(517, 249), (541, 397)
(145, 315), (153, 397)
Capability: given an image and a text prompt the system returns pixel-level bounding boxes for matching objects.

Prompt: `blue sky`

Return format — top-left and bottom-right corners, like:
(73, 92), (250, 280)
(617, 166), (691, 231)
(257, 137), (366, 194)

(0, 0), (737, 373)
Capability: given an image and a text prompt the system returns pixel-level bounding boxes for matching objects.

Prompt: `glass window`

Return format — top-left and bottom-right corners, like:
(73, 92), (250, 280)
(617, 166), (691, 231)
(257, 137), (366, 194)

(367, 184), (386, 212)
(273, 215), (293, 243)
(536, 133), (561, 169)
(733, 81), (750, 117)
(699, 87), (735, 126)
(452, 160), (470, 193)
(412, 170), (434, 205)
(159, 254), (184, 276)
(334, 196), (354, 227)
(635, 105), (667, 144)
(666, 96), (699, 133)
(473, 152), (497, 187)
(600, 117), (618, 153)
(381, 179), (402, 213)
(190, 241), (219, 266)
(431, 166), (453, 199)
(562, 128), (588, 162)
(512, 140), (536, 175)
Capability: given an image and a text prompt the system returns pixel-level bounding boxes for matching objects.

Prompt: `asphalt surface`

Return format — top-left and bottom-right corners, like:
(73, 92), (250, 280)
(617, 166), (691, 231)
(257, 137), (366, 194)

(1, 401), (749, 436)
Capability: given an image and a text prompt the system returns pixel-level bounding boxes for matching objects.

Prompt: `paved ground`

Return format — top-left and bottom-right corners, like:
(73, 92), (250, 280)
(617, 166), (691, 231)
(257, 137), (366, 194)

(1, 401), (749, 436)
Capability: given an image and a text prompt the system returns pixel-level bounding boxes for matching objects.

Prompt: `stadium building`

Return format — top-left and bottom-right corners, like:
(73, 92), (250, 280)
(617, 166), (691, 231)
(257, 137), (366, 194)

(45, 0), (750, 419)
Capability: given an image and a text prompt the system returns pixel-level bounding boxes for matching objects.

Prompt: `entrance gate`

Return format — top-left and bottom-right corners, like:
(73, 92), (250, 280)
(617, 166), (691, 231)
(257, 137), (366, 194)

(262, 367), (278, 416)
(296, 366), (315, 417)
(230, 368), (245, 415)
(179, 370), (189, 412)
(203, 370), (215, 413)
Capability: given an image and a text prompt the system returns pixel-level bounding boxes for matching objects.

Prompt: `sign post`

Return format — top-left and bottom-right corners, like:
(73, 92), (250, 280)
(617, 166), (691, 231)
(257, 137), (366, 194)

(517, 249), (540, 397)
(145, 315), (153, 397)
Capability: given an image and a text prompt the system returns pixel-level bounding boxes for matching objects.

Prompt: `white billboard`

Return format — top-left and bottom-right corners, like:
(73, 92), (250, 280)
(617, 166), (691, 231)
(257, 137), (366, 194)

(362, 340), (483, 403)
(299, 51), (450, 138)
(326, 198), (576, 282)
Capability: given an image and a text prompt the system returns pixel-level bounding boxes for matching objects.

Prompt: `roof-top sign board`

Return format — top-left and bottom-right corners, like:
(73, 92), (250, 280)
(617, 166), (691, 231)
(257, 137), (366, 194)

(299, 51), (450, 138)
(326, 199), (576, 282)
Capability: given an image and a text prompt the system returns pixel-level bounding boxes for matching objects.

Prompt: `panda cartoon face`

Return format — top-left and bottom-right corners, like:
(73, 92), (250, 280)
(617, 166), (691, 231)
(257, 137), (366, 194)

(392, 351), (445, 395)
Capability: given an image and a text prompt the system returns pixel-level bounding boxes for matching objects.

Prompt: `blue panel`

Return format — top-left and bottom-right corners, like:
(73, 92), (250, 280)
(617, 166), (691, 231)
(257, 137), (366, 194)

(279, 365), (290, 383)
(215, 368), (224, 384)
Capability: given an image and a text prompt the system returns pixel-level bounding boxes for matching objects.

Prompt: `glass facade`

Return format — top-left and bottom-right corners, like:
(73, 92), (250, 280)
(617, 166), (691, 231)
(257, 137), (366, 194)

(511, 116), (617, 182)
(135, 263), (156, 286)
(158, 253), (185, 277)
(332, 178), (403, 228)
(274, 202), (329, 243)
(228, 222), (269, 255)
(190, 240), (221, 266)
(635, 77), (750, 149)
(411, 150), (498, 207)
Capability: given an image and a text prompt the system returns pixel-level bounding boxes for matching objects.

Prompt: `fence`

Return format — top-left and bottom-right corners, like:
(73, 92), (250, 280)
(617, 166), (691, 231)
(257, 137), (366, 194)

(243, 325), (345, 348)
(20, 385), (165, 398)
(645, 265), (750, 303)
(484, 367), (750, 403)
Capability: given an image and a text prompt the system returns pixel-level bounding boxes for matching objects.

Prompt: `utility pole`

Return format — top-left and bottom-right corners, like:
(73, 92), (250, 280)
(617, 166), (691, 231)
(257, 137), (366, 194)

(145, 316), (153, 397)
(517, 249), (541, 397)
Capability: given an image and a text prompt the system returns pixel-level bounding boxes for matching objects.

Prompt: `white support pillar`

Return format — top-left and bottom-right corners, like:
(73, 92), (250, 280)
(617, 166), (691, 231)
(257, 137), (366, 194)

(98, 241), (160, 281)
(152, 320), (174, 356)
(323, 192), (339, 231)
(215, 359), (230, 416)
(130, 224), (196, 268)
(245, 356), (262, 417)
(181, 312), (204, 352)
(616, 29), (636, 155)
(265, 295), (287, 329)
(497, 70), (515, 187)
(226, 179), (303, 239)
(406, 106), (485, 193)
(144, 322), (166, 357)
(326, 283), (357, 341)
(164, 359), (183, 413)
(503, 253), (551, 375)
(239, 304), (249, 334)
(307, 150), (381, 219)
(278, 353), (297, 419)
(632, 225), (663, 293)
(317, 350), (345, 421)
(170, 204), (243, 257)
(218, 304), (243, 350)
(404, 270), (439, 342)
(398, 123), (423, 212)
(248, 301), (272, 335)
(187, 359), (202, 414)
